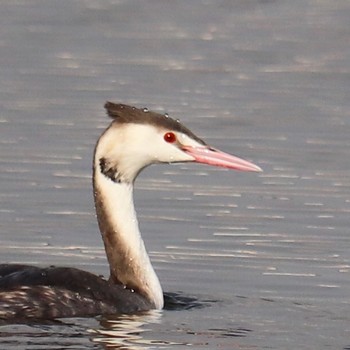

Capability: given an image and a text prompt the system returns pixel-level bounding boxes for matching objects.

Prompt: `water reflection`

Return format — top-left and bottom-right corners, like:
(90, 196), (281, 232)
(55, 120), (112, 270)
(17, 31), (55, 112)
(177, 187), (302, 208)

(91, 310), (185, 349)
(91, 307), (252, 350)
(90, 293), (213, 349)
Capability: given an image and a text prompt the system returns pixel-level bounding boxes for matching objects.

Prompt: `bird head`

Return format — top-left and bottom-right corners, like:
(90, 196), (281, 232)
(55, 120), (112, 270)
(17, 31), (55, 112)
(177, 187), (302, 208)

(94, 102), (261, 183)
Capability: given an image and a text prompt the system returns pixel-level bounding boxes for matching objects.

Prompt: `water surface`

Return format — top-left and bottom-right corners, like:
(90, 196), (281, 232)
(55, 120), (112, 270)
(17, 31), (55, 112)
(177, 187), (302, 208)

(1, 1), (350, 349)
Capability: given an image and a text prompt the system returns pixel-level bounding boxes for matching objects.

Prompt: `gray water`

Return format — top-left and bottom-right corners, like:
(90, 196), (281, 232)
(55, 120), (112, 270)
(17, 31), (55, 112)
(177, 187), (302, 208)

(1, 0), (350, 349)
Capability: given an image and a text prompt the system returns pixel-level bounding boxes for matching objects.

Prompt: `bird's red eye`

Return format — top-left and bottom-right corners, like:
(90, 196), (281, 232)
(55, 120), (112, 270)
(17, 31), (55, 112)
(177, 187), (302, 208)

(164, 132), (176, 143)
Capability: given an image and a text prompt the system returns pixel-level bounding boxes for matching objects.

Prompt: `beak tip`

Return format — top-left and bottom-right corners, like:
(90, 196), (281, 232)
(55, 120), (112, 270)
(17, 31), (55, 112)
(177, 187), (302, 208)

(253, 164), (263, 173)
(238, 164), (263, 173)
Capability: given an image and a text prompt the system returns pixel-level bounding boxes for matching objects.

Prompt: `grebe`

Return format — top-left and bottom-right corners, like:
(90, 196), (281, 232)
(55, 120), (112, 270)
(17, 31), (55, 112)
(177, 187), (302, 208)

(0, 102), (261, 320)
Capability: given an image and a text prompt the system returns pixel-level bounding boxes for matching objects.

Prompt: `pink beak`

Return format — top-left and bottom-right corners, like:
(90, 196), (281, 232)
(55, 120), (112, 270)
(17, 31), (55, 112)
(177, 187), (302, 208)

(182, 145), (262, 172)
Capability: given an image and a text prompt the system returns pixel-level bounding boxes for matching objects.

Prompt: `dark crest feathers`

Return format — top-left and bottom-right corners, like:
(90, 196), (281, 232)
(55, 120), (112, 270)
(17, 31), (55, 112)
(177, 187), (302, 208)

(104, 101), (206, 146)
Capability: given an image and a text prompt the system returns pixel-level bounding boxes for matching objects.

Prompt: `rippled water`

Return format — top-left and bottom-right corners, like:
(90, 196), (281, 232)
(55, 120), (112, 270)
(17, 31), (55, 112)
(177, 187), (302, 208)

(1, 0), (350, 349)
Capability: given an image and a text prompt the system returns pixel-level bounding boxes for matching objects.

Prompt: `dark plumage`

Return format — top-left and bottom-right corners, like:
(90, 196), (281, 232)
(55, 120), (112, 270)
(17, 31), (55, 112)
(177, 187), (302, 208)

(104, 102), (206, 146)
(0, 264), (152, 320)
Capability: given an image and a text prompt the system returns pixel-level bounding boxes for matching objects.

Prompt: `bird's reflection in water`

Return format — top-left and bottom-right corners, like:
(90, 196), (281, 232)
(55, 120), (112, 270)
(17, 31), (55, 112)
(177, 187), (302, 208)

(90, 310), (185, 349)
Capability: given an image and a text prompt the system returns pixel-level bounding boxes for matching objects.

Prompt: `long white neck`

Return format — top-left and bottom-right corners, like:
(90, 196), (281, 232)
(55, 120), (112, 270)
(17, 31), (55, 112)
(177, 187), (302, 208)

(93, 159), (164, 309)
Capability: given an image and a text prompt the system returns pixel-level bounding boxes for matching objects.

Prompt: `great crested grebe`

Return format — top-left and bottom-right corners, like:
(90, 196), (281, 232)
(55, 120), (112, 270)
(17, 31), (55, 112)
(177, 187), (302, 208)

(0, 102), (261, 320)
